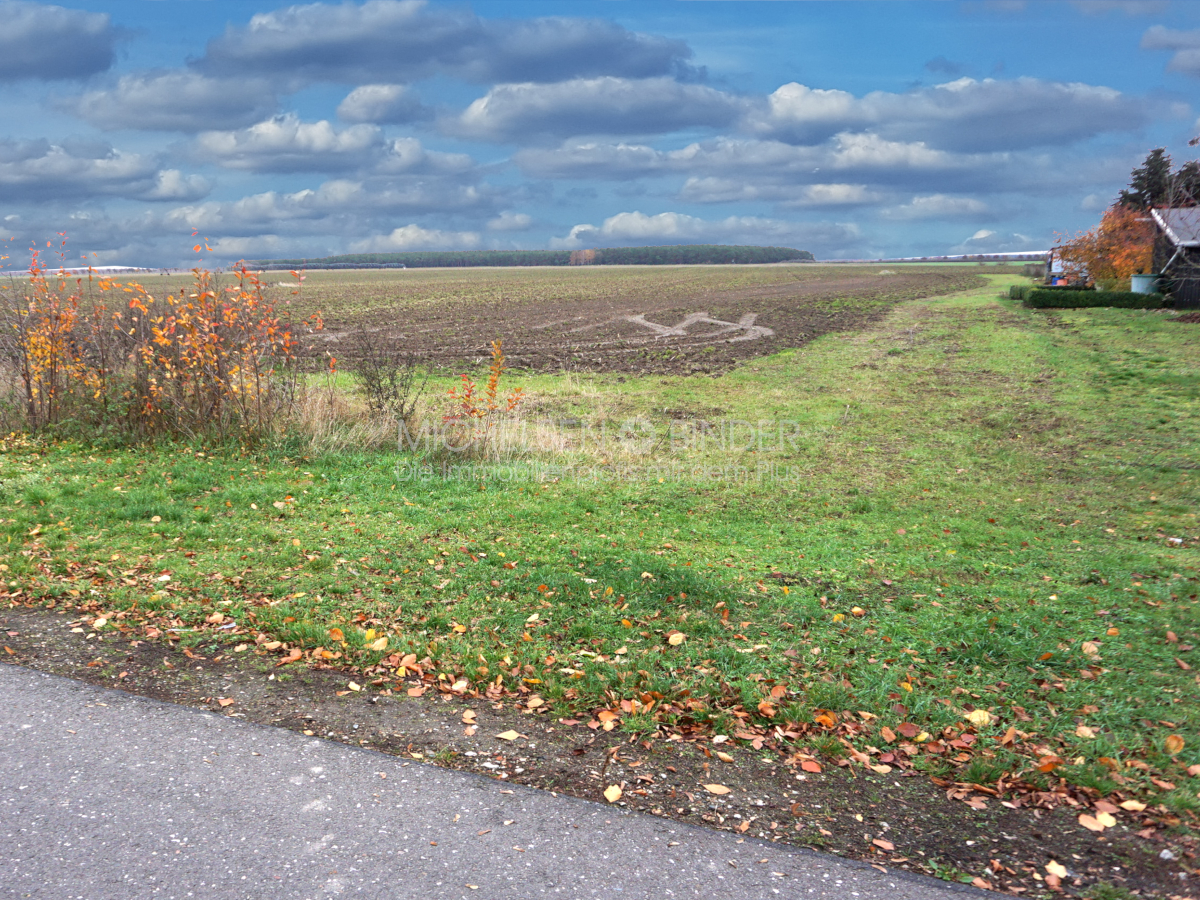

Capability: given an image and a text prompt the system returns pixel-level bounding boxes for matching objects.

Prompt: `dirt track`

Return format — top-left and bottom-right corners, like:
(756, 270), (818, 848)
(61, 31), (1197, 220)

(301, 267), (986, 374)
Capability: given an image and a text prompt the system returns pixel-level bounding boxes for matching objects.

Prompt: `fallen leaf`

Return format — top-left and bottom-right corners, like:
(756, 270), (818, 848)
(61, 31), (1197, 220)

(1045, 861), (1069, 879)
(872, 838), (895, 851)
(368, 636), (388, 652)
(407, 686), (426, 697)
(604, 785), (622, 803)
(667, 632), (685, 646)
(93, 618), (108, 629)
(880, 726), (896, 743)
(526, 696), (544, 710)
(1165, 734), (1184, 755)
(462, 710), (477, 724)
(1187, 764), (1200, 777)
(1120, 800), (1147, 812)
(495, 730), (524, 741)
(1075, 725), (1096, 739)
(964, 709), (992, 727)
(716, 751), (734, 763)
(347, 681), (362, 692)
(704, 784), (731, 795)
(800, 760), (823, 774)
(1095, 812), (1117, 828)
(1078, 814), (1105, 832)
(757, 700), (777, 717)
(217, 698), (234, 707)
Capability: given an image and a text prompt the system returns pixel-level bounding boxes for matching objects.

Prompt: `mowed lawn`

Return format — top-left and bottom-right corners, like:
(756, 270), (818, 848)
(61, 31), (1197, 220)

(2, 274), (1197, 815)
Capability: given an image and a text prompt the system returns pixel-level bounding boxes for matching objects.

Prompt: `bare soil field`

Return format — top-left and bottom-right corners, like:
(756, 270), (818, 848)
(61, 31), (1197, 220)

(288, 265), (987, 374)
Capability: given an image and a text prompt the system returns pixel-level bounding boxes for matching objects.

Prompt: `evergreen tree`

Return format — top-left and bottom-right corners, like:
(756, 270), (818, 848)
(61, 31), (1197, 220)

(1119, 148), (1171, 209)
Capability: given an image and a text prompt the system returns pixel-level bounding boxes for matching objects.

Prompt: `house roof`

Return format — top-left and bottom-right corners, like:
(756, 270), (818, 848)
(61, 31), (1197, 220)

(1152, 207), (1200, 247)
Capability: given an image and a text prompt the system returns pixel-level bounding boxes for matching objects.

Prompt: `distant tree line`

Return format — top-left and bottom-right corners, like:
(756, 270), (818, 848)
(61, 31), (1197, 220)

(248, 245), (814, 270)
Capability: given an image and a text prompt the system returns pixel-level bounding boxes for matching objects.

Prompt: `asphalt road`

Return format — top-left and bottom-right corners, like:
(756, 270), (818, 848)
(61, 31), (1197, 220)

(0, 664), (981, 900)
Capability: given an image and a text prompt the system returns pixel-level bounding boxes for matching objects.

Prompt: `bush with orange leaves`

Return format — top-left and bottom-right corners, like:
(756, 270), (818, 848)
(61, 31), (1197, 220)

(1054, 204), (1154, 289)
(0, 244), (320, 441)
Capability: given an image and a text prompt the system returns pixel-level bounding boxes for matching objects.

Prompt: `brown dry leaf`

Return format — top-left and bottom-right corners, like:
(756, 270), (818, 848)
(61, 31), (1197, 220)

(1045, 861), (1069, 879)
(1078, 814), (1105, 832)
(757, 700), (777, 718)
(1165, 734), (1184, 755)
(870, 764), (893, 775)
(526, 696), (544, 710)
(276, 648), (302, 666)
(463, 725), (477, 737)
(872, 838), (895, 851)
(800, 760), (823, 774)
(407, 686), (426, 697)
(769, 684), (787, 699)
(1120, 800), (1147, 812)
(495, 730), (524, 741)
(1187, 764), (1200, 777)
(368, 636), (388, 652)
(880, 726), (896, 743)
(462, 710), (477, 724)
(716, 751), (734, 763)
(704, 784), (732, 795)
(3, 646), (14, 655)
(1095, 812), (1117, 828)
(1075, 725), (1096, 739)
(603, 785), (622, 803)
(217, 698), (234, 708)
(347, 681), (362, 692)
(667, 632), (685, 646)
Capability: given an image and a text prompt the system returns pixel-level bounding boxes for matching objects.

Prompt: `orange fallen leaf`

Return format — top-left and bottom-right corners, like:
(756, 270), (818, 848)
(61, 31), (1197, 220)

(495, 730), (524, 741)
(872, 838), (895, 851)
(1078, 814), (1105, 832)
(704, 784), (731, 795)
(1045, 861), (1069, 879)
(603, 785), (622, 803)
(1187, 764), (1200, 777)
(1165, 734), (1184, 755)
(800, 760), (823, 774)
(1120, 800), (1147, 812)
(217, 698), (234, 708)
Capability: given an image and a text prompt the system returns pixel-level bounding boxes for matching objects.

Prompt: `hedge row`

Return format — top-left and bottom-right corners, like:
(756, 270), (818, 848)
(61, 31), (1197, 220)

(1008, 283), (1092, 299)
(1024, 289), (1164, 309)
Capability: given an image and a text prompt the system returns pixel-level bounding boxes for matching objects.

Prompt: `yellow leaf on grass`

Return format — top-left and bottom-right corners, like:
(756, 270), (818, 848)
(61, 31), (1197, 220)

(964, 709), (992, 727)
(328, 627), (344, 642)
(1165, 734), (1184, 755)
(604, 785), (622, 803)
(368, 637), (388, 652)
(704, 784), (731, 795)
(1045, 861), (1069, 879)
(1075, 725), (1096, 739)
(667, 632), (685, 646)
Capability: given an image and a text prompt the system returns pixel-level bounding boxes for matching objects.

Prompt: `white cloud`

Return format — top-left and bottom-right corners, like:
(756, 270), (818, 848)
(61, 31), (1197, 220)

(550, 209), (861, 256)
(451, 77), (746, 142)
(337, 84), (431, 123)
(0, 1), (116, 81)
(67, 71), (279, 132)
(486, 211), (533, 232)
(879, 194), (990, 220)
(1141, 25), (1200, 77)
(143, 169), (211, 202)
(0, 138), (196, 202)
(749, 77), (1148, 152)
(199, 0), (695, 85)
(194, 115), (383, 172)
(950, 229), (1045, 253)
(350, 224), (481, 252)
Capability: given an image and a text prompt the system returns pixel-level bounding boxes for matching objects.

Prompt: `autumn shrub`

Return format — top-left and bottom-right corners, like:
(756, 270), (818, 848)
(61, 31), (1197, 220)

(0, 246), (320, 443)
(1054, 205), (1154, 285)
(436, 339), (524, 459)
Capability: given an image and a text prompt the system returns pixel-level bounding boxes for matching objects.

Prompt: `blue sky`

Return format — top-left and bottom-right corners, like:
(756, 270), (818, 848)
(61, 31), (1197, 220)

(1, 0), (1198, 266)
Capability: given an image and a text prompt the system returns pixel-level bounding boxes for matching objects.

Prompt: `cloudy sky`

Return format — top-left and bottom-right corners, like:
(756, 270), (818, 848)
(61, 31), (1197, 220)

(1, 0), (1199, 267)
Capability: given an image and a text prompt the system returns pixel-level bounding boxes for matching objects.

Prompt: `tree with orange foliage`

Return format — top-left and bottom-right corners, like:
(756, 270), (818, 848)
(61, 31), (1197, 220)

(1054, 204), (1154, 288)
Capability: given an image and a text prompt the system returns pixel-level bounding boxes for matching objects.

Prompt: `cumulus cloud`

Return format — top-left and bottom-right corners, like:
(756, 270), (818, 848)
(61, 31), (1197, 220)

(0, 138), (200, 202)
(451, 77), (746, 142)
(950, 229), (1045, 253)
(142, 169), (211, 202)
(749, 77), (1147, 151)
(67, 71), (279, 132)
(486, 211), (533, 232)
(1141, 25), (1200, 77)
(678, 178), (883, 207)
(194, 115), (383, 173)
(879, 194), (990, 220)
(198, 0), (694, 85)
(0, 1), (117, 81)
(337, 84), (432, 123)
(550, 210), (861, 256)
(349, 224), (481, 252)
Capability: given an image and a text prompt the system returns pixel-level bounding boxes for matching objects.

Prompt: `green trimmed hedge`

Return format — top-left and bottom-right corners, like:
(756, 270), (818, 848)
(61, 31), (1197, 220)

(1024, 289), (1164, 309)
(1008, 283), (1092, 299)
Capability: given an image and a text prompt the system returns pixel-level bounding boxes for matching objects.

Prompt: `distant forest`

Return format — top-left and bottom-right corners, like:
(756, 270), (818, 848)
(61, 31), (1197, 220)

(247, 245), (814, 269)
